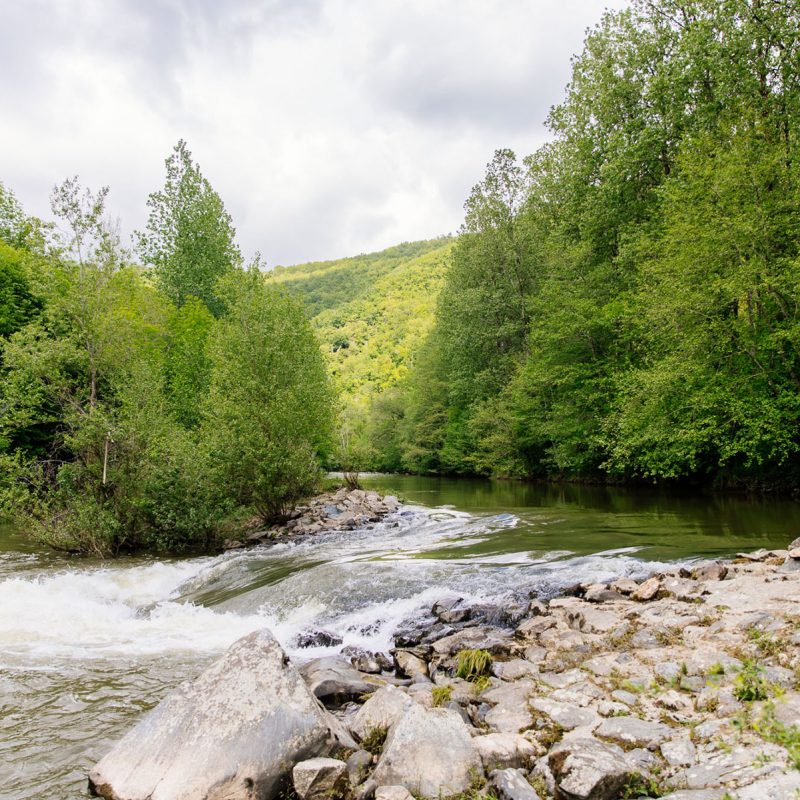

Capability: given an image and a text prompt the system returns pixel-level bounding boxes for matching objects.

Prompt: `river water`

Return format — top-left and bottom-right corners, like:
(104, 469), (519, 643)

(1, 476), (798, 799)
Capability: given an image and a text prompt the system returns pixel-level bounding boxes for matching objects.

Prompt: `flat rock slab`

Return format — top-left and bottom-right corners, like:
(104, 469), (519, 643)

(371, 705), (480, 798)
(595, 716), (672, 749)
(89, 629), (333, 800)
(431, 625), (513, 656)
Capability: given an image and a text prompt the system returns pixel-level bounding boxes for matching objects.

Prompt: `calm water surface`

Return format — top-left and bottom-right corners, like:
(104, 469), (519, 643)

(1, 476), (798, 799)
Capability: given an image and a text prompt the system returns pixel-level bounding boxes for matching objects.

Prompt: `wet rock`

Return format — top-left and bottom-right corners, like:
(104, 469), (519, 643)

(293, 758), (348, 800)
(222, 538), (245, 549)
(371, 705), (480, 798)
(296, 629), (344, 649)
(432, 596), (471, 624)
(349, 685), (416, 741)
(301, 657), (385, 707)
(341, 646), (386, 675)
(548, 737), (635, 800)
(475, 733), (537, 771)
(88, 629), (333, 800)
(489, 768), (541, 800)
(595, 716), (672, 749)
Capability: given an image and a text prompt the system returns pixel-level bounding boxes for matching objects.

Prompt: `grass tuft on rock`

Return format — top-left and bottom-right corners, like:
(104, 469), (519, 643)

(360, 725), (388, 755)
(456, 649), (492, 682)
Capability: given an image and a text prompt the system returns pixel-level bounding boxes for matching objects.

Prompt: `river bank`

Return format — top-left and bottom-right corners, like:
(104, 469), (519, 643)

(89, 534), (800, 800)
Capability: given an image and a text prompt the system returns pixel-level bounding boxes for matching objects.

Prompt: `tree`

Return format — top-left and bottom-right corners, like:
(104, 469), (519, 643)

(204, 270), (334, 520)
(136, 140), (241, 316)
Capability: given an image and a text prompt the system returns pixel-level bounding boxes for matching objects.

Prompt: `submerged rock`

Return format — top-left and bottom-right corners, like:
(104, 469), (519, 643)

(88, 629), (333, 800)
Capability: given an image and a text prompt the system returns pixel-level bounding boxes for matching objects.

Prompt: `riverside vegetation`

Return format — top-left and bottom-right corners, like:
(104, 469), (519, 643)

(0, 141), (333, 556)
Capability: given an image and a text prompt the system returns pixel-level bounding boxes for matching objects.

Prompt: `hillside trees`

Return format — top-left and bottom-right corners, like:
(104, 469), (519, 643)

(397, 0), (800, 489)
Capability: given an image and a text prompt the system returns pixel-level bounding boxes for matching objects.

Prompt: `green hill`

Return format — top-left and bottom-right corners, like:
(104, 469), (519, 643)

(269, 238), (452, 410)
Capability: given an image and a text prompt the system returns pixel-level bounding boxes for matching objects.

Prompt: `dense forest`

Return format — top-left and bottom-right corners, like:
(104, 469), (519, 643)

(0, 143), (333, 556)
(332, 0), (800, 491)
(2, 0), (799, 557)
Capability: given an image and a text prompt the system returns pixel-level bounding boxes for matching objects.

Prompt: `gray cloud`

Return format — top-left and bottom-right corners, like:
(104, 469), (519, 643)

(0, 0), (627, 265)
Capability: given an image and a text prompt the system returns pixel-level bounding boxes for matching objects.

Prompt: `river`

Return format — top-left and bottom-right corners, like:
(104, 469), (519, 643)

(1, 476), (798, 799)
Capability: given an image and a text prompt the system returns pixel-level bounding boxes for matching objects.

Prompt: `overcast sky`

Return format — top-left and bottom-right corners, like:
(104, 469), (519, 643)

(1, 0), (627, 267)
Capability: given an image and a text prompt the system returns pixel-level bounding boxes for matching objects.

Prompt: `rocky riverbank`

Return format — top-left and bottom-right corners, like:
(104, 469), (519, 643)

(89, 536), (800, 800)
(222, 488), (402, 550)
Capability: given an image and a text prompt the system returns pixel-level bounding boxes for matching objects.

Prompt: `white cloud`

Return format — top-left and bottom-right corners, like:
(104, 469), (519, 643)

(0, 0), (628, 265)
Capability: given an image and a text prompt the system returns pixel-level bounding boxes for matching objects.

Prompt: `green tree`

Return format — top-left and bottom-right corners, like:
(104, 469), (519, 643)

(204, 270), (334, 521)
(137, 140), (241, 316)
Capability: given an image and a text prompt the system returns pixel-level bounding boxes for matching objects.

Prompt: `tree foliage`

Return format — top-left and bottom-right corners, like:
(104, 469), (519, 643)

(137, 140), (241, 316)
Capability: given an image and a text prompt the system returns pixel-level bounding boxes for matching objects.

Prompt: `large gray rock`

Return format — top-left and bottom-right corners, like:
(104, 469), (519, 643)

(301, 656), (386, 706)
(349, 685), (417, 741)
(371, 705), (481, 798)
(374, 787), (414, 800)
(548, 737), (635, 800)
(88, 629), (333, 800)
(292, 758), (347, 800)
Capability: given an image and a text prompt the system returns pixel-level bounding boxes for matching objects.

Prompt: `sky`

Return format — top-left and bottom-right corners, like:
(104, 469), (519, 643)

(0, 0), (627, 267)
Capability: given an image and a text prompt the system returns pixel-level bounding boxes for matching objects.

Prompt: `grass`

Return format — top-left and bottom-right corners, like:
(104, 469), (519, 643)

(360, 725), (387, 755)
(456, 649), (492, 682)
(432, 685), (453, 707)
(620, 774), (673, 799)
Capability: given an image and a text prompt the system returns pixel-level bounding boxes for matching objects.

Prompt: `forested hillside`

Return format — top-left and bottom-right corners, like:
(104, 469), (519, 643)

(382, 0), (800, 490)
(271, 239), (452, 470)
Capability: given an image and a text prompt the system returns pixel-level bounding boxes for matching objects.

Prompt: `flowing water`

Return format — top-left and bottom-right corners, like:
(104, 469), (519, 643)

(1, 476), (799, 799)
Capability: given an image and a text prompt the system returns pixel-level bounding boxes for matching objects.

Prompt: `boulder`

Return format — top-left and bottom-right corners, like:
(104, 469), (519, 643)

(489, 768), (541, 800)
(548, 737), (635, 800)
(292, 758), (348, 800)
(349, 685), (417, 741)
(530, 698), (598, 731)
(371, 705), (481, 798)
(474, 732), (537, 770)
(301, 657), (385, 706)
(88, 629), (333, 800)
